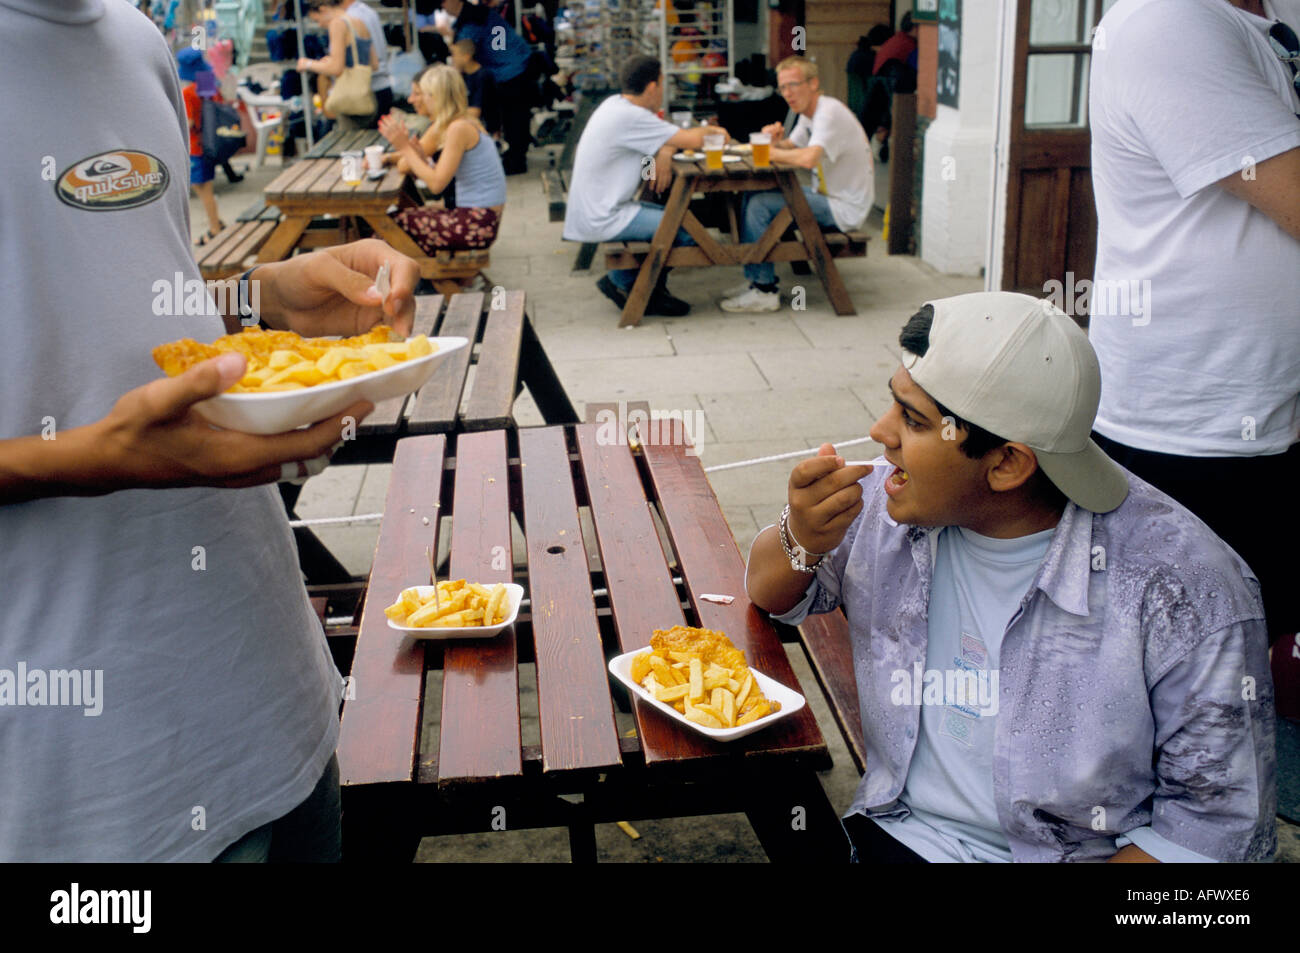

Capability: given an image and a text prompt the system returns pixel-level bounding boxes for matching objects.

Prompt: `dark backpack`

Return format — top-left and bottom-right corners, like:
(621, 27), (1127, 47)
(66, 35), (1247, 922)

(201, 97), (246, 164)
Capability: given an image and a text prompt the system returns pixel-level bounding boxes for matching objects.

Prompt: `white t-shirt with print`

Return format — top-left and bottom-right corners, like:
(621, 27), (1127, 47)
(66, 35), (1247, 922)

(789, 93), (873, 231)
(562, 94), (680, 242)
(1088, 0), (1300, 456)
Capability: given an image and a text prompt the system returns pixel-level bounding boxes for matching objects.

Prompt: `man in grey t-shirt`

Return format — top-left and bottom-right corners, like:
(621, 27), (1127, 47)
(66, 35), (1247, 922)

(0, 0), (419, 861)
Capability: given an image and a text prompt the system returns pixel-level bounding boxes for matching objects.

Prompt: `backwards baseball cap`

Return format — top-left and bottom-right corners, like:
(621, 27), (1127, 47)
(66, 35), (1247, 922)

(177, 48), (209, 83)
(901, 291), (1129, 513)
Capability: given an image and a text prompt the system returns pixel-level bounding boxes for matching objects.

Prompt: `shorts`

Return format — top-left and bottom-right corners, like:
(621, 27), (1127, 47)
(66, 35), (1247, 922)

(1092, 432), (1299, 638)
(190, 154), (215, 186)
(394, 206), (500, 254)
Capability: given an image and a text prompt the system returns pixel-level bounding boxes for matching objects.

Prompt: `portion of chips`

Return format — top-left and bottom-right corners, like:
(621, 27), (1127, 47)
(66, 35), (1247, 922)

(151, 326), (436, 393)
(629, 625), (781, 729)
(383, 580), (512, 629)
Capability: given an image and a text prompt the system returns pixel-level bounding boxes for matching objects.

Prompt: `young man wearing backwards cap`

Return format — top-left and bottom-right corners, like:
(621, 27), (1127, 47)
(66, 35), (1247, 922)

(746, 291), (1276, 862)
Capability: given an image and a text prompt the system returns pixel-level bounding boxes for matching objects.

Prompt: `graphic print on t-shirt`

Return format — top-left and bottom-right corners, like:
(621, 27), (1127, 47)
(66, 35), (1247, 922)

(55, 150), (169, 211)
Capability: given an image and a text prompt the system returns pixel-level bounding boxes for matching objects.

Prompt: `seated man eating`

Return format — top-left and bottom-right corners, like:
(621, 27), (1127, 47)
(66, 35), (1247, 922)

(721, 55), (873, 313)
(563, 54), (728, 317)
(746, 292), (1276, 862)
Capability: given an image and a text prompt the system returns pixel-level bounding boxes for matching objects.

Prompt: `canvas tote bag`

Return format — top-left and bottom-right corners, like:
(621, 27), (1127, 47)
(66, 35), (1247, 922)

(324, 18), (376, 116)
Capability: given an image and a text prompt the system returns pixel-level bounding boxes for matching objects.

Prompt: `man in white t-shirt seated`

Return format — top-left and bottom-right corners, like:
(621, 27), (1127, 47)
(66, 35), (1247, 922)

(721, 56), (873, 314)
(563, 55), (729, 317)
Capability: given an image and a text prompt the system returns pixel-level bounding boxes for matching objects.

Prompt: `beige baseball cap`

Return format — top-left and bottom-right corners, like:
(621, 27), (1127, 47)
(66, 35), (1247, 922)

(901, 291), (1129, 513)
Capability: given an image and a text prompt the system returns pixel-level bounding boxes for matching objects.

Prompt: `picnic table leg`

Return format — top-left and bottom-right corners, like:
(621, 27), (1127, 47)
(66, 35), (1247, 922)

(256, 215), (312, 263)
(572, 242), (598, 272)
(519, 313), (580, 425)
(742, 766), (849, 863)
(567, 803), (598, 863)
(775, 172), (856, 316)
(620, 173), (693, 328)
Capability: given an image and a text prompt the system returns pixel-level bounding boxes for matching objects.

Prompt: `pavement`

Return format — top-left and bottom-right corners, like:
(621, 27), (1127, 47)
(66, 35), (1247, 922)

(192, 146), (1299, 863)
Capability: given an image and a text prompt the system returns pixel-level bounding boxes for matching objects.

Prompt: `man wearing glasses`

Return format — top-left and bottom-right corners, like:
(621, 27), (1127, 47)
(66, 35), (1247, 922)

(1088, 0), (1300, 717)
(719, 56), (873, 313)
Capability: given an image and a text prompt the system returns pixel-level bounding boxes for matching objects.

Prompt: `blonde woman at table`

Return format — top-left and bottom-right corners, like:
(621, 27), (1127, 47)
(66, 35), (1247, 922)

(296, 0), (380, 131)
(379, 64), (506, 254)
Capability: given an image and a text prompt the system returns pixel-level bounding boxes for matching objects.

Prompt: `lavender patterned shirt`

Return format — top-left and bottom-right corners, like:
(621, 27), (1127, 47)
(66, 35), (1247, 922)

(770, 466), (1276, 862)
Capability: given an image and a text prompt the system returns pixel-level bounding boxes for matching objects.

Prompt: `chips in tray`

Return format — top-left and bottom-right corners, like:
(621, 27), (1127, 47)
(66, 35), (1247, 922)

(628, 625), (781, 729)
(152, 326), (436, 393)
(383, 579), (511, 629)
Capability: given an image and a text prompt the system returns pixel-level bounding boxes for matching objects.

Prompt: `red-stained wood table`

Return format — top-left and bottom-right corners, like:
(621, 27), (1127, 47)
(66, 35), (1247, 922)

(335, 408), (847, 862)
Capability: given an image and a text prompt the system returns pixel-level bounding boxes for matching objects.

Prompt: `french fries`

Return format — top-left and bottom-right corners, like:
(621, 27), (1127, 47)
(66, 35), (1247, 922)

(384, 580), (513, 628)
(151, 326), (437, 393)
(628, 625), (781, 729)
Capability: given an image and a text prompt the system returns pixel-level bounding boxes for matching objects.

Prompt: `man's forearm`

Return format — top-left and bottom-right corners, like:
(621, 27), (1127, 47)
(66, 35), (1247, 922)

(746, 525), (819, 614)
(0, 426), (112, 505)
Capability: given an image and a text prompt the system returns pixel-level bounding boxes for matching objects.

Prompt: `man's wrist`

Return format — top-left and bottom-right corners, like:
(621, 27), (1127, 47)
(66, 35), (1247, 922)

(241, 264), (285, 329)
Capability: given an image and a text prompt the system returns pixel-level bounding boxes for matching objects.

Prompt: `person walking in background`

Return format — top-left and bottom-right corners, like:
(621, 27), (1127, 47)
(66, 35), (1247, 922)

(380, 64), (506, 253)
(178, 48), (224, 244)
(343, 0), (394, 118)
(297, 0), (379, 131)
(435, 0), (535, 174)
(1087, 0), (1300, 715)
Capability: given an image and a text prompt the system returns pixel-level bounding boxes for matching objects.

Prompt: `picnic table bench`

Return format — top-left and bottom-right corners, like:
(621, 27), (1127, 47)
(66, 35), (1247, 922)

(337, 403), (850, 862)
(303, 127), (386, 159)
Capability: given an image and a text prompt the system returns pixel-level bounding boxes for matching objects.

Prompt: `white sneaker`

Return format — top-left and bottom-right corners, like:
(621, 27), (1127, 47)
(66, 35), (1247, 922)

(720, 286), (781, 313)
(721, 280), (753, 299)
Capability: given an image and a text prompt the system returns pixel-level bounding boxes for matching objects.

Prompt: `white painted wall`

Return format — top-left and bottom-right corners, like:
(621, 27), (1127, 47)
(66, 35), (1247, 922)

(919, 0), (1007, 276)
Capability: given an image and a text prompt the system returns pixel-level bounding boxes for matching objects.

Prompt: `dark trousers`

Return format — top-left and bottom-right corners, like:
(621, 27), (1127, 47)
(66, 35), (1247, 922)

(1091, 432), (1299, 639)
(844, 812), (927, 863)
(496, 68), (534, 174)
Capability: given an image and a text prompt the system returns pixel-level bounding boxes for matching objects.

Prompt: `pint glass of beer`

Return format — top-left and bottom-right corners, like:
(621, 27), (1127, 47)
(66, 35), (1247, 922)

(340, 151), (363, 186)
(703, 134), (725, 170)
(750, 132), (771, 168)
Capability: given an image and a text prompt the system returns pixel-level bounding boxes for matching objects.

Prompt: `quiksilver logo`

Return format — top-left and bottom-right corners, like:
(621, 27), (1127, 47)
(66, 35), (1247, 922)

(55, 150), (169, 211)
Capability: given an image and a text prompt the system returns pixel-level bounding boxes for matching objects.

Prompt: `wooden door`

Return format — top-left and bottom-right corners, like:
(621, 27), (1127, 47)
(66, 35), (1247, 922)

(804, 0), (892, 103)
(1001, 0), (1118, 303)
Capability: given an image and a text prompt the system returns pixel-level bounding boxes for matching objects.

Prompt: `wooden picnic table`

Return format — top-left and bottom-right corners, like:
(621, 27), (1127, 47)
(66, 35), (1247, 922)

(303, 127), (385, 159)
(336, 406), (848, 862)
(605, 152), (867, 327)
(257, 157), (425, 266)
(283, 291), (579, 584)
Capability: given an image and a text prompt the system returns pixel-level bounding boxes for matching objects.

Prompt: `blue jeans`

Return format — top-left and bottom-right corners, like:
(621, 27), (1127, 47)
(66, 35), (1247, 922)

(741, 188), (839, 286)
(607, 201), (696, 291)
(213, 754), (341, 863)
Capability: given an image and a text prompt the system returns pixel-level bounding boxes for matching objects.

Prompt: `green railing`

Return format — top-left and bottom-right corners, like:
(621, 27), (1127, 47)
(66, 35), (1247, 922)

(214, 0), (265, 69)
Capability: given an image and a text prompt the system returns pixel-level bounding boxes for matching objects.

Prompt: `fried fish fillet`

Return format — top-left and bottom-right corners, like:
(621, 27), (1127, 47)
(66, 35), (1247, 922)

(152, 325), (400, 377)
(649, 625), (749, 675)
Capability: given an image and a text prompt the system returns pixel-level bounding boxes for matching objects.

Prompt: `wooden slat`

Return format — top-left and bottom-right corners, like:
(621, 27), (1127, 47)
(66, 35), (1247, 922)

(638, 437), (827, 758)
(307, 162), (344, 194)
(338, 435), (446, 785)
(264, 158), (329, 199)
(285, 158), (340, 196)
(215, 219), (277, 270)
(196, 222), (254, 271)
(518, 426), (622, 772)
(460, 290), (524, 430)
(438, 429), (523, 782)
(305, 127), (345, 157)
(236, 199), (267, 222)
(574, 423), (720, 766)
(405, 292), (483, 433)
(797, 611), (866, 775)
(358, 294), (444, 436)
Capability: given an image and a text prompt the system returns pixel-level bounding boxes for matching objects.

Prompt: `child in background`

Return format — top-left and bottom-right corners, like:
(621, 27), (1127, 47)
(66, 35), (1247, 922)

(450, 38), (500, 140)
(178, 48), (224, 245)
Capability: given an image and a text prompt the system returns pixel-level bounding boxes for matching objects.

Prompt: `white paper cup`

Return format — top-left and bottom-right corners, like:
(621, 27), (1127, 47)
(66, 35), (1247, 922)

(364, 144), (385, 172)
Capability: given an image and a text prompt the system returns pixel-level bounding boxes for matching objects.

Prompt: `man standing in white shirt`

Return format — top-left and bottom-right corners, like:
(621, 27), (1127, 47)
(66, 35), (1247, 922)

(1088, 0), (1300, 709)
(720, 56), (873, 313)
